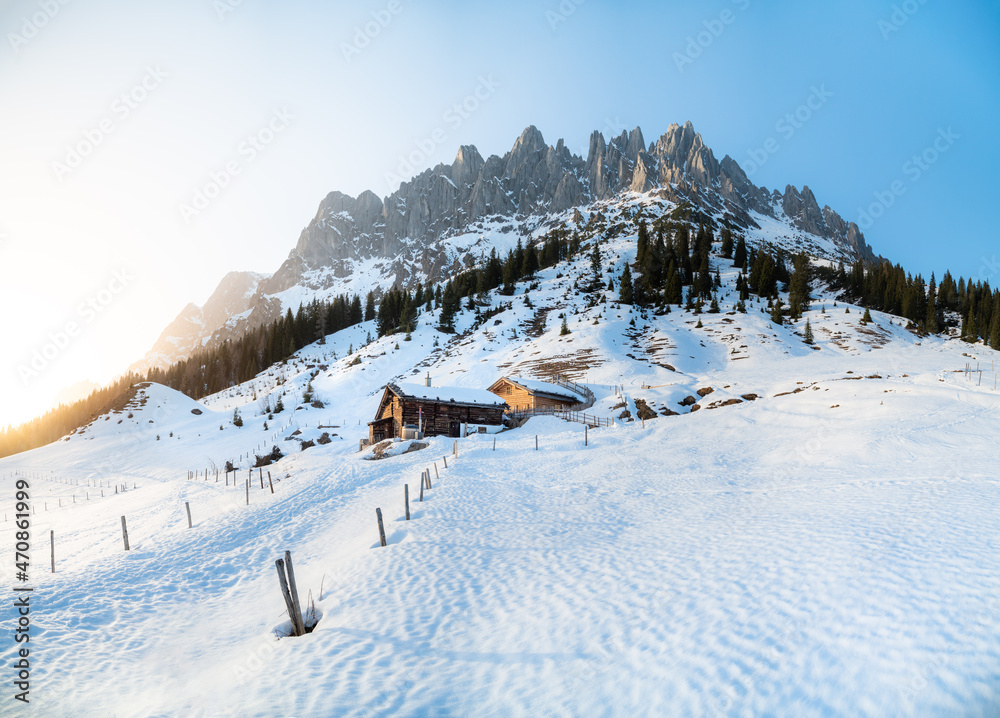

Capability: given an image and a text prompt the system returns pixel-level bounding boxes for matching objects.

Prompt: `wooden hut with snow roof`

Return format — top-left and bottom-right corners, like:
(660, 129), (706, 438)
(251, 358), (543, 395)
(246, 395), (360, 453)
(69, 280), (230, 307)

(487, 376), (591, 415)
(368, 376), (508, 443)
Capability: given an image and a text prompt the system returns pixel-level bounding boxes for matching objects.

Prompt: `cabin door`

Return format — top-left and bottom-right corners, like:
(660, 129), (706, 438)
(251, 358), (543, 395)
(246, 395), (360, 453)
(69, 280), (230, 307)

(448, 420), (460, 438)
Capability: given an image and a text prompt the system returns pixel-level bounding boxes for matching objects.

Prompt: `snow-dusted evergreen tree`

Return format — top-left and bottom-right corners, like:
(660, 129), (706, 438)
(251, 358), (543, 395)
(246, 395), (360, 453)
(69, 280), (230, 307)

(619, 265), (634, 305)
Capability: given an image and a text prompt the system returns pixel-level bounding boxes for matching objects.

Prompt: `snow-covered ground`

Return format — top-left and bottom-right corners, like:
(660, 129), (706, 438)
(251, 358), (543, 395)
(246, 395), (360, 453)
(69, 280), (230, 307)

(3, 226), (1000, 716)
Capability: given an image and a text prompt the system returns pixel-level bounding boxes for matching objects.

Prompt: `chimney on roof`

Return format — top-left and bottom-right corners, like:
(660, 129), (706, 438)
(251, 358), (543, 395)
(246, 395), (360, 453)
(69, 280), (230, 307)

(425, 372), (432, 388)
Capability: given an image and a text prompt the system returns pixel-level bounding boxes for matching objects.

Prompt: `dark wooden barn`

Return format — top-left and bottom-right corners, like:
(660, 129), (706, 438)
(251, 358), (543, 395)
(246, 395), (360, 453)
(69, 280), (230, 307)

(368, 382), (508, 443)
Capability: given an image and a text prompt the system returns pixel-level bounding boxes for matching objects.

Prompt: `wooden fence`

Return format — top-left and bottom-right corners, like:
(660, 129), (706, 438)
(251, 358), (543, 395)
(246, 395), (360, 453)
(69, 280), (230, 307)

(508, 406), (612, 428)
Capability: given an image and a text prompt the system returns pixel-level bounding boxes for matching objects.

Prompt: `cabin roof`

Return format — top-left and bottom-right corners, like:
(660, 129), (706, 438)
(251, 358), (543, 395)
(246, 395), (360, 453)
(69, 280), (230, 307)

(389, 382), (508, 408)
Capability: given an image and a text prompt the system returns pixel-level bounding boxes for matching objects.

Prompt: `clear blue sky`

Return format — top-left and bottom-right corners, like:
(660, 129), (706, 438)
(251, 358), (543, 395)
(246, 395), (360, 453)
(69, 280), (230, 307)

(1, 0), (998, 426)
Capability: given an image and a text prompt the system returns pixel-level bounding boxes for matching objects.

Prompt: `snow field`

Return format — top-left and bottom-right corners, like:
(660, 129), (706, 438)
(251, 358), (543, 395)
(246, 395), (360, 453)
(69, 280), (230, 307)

(2, 201), (1000, 715)
(2, 362), (999, 715)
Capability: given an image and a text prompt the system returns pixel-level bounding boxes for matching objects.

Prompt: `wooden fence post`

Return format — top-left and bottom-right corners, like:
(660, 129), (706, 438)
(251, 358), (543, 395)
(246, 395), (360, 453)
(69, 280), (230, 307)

(376, 508), (387, 547)
(50, 530), (55, 573)
(268, 471), (274, 494)
(535, 435), (538, 451)
(434, 463), (439, 481)
(453, 440), (458, 457)
(275, 558), (305, 637)
(404, 484), (410, 520)
(245, 478), (249, 506)
(284, 551), (306, 636)
(120, 516), (130, 551)
(585, 425), (588, 446)
(185, 502), (193, 529)
(443, 456), (448, 469)
(419, 477), (424, 502)
(259, 468), (264, 489)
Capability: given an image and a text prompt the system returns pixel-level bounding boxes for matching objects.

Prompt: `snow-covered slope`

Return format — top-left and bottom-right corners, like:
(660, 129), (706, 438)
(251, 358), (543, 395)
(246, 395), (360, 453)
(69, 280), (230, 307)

(3, 226), (999, 716)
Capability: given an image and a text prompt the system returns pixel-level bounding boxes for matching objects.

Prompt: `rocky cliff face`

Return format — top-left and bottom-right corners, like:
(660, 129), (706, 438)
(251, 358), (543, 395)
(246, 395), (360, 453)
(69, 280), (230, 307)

(132, 271), (269, 374)
(135, 122), (877, 371)
(266, 121), (872, 292)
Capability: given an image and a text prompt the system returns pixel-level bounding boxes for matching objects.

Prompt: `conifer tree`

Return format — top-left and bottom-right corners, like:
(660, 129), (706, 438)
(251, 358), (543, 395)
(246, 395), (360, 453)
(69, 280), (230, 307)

(315, 305), (326, 345)
(438, 282), (459, 333)
(560, 315), (570, 336)
(733, 236), (747, 269)
(350, 295), (363, 325)
(720, 227), (733, 259)
(521, 242), (539, 278)
(924, 281), (939, 334)
(789, 252), (811, 316)
(636, 220), (650, 268)
(501, 249), (518, 295)
(590, 242), (602, 290)
(863, 307), (873, 324)
(990, 296), (1000, 350)
(804, 319), (814, 345)
(485, 248), (503, 289)
(696, 254), (712, 299)
(963, 307), (977, 343)
(676, 226), (693, 285)
(664, 261), (682, 305)
(770, 298), (784, 326)
(619, 265), (634, 305)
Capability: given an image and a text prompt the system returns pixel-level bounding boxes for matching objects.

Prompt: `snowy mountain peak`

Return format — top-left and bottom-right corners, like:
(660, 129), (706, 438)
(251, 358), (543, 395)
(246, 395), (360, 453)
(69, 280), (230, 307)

(135, 122), (877, 372)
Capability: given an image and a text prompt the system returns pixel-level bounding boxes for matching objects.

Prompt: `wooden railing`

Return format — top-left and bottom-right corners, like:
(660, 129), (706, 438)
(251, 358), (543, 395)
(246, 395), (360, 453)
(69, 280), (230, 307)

(509, 406), (612, 428)
(551, 374), (596, 408)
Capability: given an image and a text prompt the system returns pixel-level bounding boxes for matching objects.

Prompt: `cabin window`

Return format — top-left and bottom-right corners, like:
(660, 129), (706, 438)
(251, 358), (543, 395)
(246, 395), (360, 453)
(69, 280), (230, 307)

(505, 386), (511, 394)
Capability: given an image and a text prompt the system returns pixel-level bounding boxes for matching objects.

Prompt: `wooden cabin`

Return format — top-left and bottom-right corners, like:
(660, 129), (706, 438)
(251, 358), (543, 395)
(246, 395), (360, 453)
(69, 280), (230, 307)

(487, 376), (588, 415)
(368, 382), (508, 443)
